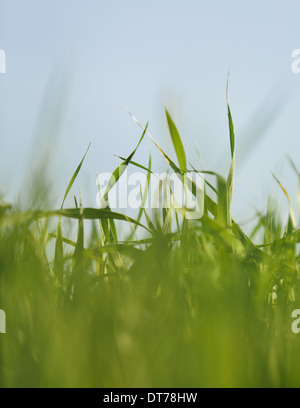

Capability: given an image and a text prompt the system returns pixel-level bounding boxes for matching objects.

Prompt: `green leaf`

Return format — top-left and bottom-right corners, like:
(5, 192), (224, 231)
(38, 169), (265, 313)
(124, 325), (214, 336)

(165, 109), (187, 174)
(203, 171), (229, 228)
(61, 143), (91, 209)
(36, 208), (150, 232)
(226, 74), (235, 213)
(128, 154), (152, 240)
(272, 172), (296, 233)
(226, 76), (235, 160)
(54, 217), (64, 285)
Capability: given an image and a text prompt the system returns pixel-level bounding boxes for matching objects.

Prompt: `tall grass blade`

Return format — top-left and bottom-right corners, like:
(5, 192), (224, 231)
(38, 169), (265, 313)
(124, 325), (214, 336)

(61, 143), (91, 209)
(165, 109), (187, 173)
(226, 74), (235, 212)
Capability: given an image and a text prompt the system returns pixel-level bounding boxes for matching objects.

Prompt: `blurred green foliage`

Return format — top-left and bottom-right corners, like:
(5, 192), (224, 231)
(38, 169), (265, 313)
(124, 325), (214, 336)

(0, 104), (300, 388)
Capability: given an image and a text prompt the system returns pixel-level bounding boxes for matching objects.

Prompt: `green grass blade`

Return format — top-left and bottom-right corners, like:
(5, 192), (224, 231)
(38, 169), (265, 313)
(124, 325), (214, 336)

(38, 208), (150, 232)
(272, 172), (296, 233)
(61, 143), (91, 209)
(226, 75), (235, 160)
(226, 74), (235, 212)
(128, 154), (152, 240)
(165, 109), (187, 173)
(203, 171), (229, 227)
(54, 217), (64, 286)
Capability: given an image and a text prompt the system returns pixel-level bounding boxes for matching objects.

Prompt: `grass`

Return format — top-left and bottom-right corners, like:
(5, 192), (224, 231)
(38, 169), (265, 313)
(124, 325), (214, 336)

(1, 91), (300, 388)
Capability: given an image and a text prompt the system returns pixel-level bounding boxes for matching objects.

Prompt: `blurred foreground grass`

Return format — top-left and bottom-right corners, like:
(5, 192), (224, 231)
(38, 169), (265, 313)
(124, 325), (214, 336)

(1, 94), (300, 388)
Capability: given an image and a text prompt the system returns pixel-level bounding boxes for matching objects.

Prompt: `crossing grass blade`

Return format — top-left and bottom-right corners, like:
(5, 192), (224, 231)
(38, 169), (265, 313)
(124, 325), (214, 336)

(101, 123), (148, 206)
(114, 155), (154, 175)
(3, 208), (150, 232)
(99, 125), (148, 244)
(50, 208), (149, 231)
(128, 111), (218, 218)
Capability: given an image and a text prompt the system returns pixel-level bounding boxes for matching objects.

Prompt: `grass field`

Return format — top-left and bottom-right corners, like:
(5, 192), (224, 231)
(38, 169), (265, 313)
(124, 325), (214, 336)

(1, 92), (300, 388)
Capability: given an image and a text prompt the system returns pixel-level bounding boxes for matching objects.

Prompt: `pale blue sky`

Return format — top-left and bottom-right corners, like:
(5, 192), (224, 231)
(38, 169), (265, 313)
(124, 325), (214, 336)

(1, 0), (300, 225)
